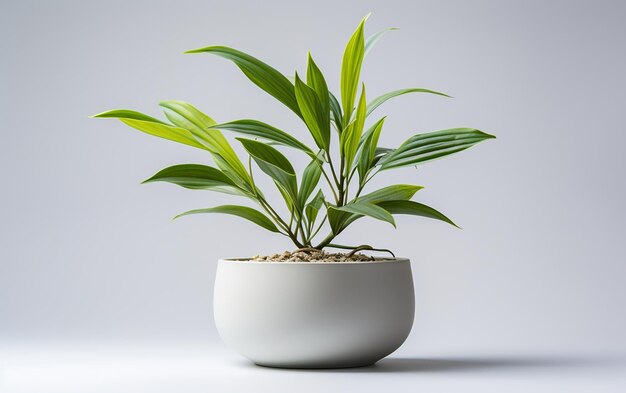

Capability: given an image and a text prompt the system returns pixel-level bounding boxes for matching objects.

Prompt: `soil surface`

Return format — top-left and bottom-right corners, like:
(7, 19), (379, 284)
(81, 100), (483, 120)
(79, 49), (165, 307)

(251, 249), (390, 262)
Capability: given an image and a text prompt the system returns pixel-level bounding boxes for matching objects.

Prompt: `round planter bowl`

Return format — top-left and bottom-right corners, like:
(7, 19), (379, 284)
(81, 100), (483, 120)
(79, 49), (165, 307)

(213, 258), (415, 368)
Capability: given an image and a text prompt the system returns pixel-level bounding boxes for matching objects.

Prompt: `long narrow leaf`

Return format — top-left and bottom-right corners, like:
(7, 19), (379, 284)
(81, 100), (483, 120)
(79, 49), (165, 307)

(185, 46), (301, 117)
(327, 204), (359, 234)
(329, 92), (343, 132)
(367, 88), (451, 117)
(379, 128), (495, 170)
(356, 117), (385, 182)
(175, 205), (280, 232)
(378, 200), (458, 228)
(294, 74), (330, 149)
(156, 101), (250, 186)
(340, 15), (367, 124)
(238, 138), (298, 204)
(92, 109), (168, 124)
(298, 158), (322, 207)
(364, 27), (398, 57)
(329, 183), (421, 232)
(305, 190), (325, 224)
(342, 83), (367, 171)
(336, 201), (396, 227)
(306, 54), (330, 124)
(212, 119), (316, 158)
(159, 100), (217, 133)
(143, 164), (236, 189)
(357, 184), (423, 204)
(92, 109), (208, 151)
(143, 164), (249, 197)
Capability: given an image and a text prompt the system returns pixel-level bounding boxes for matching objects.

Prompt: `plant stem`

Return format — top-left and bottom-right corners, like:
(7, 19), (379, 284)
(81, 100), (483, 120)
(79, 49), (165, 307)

(288, 210), (295, 231)
(338, 155), (346, 206)
(248, 156), (292, 235)
(297, 214), (309, 246)
(307, 215), (327, 243)
(257, 197), (302, 248)
(325, 151), (342, 191)
(320, 167), (339, 203)
(314, 231), (337, 249)
(346, 166), (358, 191)
(352, 168), (378, 201)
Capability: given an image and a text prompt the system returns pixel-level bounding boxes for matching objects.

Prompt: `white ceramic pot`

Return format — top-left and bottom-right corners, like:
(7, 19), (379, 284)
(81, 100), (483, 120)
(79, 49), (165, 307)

(213, 258), (415, 368)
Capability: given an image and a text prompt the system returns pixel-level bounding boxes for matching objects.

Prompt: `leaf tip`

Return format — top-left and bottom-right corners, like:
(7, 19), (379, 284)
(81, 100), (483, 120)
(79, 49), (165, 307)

(90, 111), (108, 118)
(183, 48), (203, 54)
(184, 45), (219, 54)
(481, 131), (497, 139)
(447, 216), (461, 229)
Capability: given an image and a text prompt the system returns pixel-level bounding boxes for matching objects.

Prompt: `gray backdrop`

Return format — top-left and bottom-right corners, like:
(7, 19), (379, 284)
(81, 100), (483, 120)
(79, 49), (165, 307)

(1, 0), (625, 379)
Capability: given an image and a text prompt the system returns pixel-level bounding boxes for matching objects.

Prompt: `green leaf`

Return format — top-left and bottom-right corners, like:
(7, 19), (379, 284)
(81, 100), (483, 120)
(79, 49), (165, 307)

(299, 158), (322, 207)
(339, 122), (353, 157)
(357, 184), (423, 204)
(378, 200), (458, 228)
(142, 164), (237, 190)
(379, 128), (496, 170)
(364, 27), (398, 57)
(340, 15), (367, 125)
(175, 205), (280, 232)
(375, 147), (394, 156)
(356, 117), (386, 183)
(306, 54), (330, 125)
(185, 46), (300, 117)
(329, 92), (343, 132)
(342, 83), (367, 171)
(92, 109), (208, 151)
(370, 148), (394, 168)
(159, 100), (217, 133)
(336, 201), (396, 227)
(328, 184), (420, 232)
(305, 190), (325, 224)
(366, 88), (451, 117)
(294, 74), (330, 149)
(327, 204), (357, 234)
(92, 109), (168, 124)
(237, 138), (298, 204)
(155, 101), (250, 186)
(211, 119), (316, 158)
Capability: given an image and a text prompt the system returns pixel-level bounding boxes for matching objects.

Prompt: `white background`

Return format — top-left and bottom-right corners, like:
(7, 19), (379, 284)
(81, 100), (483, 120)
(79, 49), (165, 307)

(1, 0), (625, 391)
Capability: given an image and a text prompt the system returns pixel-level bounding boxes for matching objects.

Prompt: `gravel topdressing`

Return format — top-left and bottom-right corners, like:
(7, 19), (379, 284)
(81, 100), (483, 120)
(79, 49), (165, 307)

(251, 249), (392, 262)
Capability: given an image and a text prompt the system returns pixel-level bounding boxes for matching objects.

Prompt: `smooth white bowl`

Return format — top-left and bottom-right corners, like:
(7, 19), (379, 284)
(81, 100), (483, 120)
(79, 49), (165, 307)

(213, 258), (415, 368)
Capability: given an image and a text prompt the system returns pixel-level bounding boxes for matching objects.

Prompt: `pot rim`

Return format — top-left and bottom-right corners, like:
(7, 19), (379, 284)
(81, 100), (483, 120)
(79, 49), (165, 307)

(218, 257), (410, 265)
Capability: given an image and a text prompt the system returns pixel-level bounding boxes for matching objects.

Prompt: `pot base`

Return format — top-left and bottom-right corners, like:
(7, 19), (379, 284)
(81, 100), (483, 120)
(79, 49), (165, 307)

(254, 361), (376, 369)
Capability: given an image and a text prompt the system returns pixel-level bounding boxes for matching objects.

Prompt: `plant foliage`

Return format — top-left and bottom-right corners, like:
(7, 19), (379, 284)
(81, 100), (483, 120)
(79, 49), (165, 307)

(93, 15), (495, 252)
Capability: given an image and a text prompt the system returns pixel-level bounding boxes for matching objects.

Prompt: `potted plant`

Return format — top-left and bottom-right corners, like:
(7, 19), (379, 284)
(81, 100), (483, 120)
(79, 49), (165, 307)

(93, 15), (494, 368)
